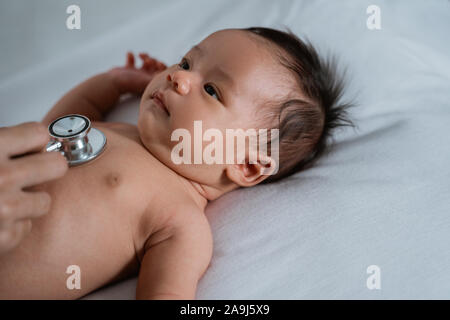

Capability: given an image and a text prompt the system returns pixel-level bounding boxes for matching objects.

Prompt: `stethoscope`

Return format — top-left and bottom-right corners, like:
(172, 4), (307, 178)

(45, 114), (107, 166)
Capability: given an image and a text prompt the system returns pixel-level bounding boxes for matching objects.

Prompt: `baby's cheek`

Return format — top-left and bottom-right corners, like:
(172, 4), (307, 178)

(142, 81), (153, 99)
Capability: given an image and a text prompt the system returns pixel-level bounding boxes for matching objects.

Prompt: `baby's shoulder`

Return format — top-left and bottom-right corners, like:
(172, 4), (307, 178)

(143, 202), (212, 251)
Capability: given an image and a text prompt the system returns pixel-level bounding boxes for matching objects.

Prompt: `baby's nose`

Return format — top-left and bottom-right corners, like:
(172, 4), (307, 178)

(167, 72), (190, 95)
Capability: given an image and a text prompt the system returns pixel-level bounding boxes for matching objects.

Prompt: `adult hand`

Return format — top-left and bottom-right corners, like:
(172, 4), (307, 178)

(0, 122), (68, 255)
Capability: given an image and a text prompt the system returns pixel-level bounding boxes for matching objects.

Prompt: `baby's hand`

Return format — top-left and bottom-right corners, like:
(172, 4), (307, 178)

(108, 52), (167, 94)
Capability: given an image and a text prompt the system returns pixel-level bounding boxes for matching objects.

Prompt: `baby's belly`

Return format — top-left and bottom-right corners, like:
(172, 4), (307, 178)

(0, 128), (162, 299)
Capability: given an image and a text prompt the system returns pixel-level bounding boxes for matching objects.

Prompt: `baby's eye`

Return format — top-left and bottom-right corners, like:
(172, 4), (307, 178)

(178, 59), (190, 70)
(204, 84), (219, 100)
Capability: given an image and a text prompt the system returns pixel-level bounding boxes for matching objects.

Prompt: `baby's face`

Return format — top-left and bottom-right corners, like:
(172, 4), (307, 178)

(138, 29), (291, 184)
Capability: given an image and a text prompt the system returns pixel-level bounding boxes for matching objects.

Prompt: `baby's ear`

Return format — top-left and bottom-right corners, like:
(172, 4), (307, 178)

(225, 154), (277, 187)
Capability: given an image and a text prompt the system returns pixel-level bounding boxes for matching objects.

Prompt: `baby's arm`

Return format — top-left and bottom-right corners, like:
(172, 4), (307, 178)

(42, 53), (166, 126)
(42, 72), (120, 126)
(136, 209), (213, 300)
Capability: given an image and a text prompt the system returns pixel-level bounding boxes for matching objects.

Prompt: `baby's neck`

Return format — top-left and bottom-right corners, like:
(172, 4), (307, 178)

(176, 175), (238, 210)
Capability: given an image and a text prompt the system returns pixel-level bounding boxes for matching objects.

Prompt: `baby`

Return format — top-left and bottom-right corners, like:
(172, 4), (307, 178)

(0, 27), (354, 299)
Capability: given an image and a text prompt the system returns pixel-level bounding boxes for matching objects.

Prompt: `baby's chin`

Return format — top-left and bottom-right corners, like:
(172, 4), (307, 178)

(136, 113), (168, 157)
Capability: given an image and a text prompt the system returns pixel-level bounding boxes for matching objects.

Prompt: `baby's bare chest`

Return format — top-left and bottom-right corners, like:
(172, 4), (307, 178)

(33, 125), (177, 255)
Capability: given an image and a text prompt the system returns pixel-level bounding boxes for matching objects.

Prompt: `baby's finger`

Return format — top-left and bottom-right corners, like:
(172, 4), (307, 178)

(126, 52), (135, 68)
(138, 54), (166, 74)
(138, 53), (151, 65)
(156, 62), (167, 70)
(140, 53), (164, 66)
(139, 53), (152, 61)
(139, 53), (156, 69)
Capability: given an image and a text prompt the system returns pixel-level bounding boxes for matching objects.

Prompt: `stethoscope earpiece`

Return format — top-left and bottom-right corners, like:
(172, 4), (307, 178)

(46, 114), (107, 166)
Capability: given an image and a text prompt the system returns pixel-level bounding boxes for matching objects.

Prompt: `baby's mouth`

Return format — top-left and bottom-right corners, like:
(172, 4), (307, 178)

(150, 91), (170, 116)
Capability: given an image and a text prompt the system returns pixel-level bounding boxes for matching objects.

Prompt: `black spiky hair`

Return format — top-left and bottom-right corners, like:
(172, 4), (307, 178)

(242, 26), (356, 183)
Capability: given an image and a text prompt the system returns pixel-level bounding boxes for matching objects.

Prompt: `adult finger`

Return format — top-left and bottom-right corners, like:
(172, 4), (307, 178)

(0, 151), (68, 190)
(0, 122), (49, 160)
(0, 191), (51, 229)
(0, 219), (32, 255)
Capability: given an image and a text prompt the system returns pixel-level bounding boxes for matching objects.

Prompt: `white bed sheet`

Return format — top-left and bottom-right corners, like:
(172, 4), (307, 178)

(1, 0), (449, 299)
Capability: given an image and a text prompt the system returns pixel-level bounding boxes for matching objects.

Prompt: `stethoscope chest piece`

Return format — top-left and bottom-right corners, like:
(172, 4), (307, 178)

(46, 114), (107, 166)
